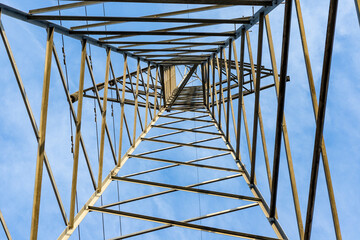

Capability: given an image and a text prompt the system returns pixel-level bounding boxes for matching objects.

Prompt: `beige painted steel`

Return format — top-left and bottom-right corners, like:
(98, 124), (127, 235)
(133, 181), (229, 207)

(215, 54), (228, 128)
(128, 155), (241, 172)
(232, 40), (253, 162)
(0, 210), (12, 240)
(112, 176), (258, 201)
(206, 111), (288, 240)
(103, 171), (241, 209)
(97, 49), (111, 193)
(117, 54), (128, 166)
(245, 30), (271, 186)
(163, 65), (176, 102)
(0, 16), (68, 224)
(69, 40), (87, 229)
(222, 40), (256, 183)
(30, 27), (54, 240)
(71, 5), (229, 30)
(85, 55), (118, 165)
(355, 0), (360, 24)
(265, 15), (303, 237)
(132, 59), (141, 146)
(210, 58), (221, 120)
(294, 0), (342, 238)
(144, 63), (151, 127)
(58, 110), (164, 240)
(222, 48), (238, 139)
(89, 206), (279, 240)
(29, 2), (101, 14)
(53, 45), (97, 189)
(112, 203), (258, 240)
(153, 67), (159, 117)
(208, 62), (214, 111)
(261, 17), (275, 190)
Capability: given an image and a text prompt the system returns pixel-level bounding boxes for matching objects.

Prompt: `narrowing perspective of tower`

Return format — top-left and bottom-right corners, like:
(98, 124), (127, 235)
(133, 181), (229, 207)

(0, 0), (359, 239)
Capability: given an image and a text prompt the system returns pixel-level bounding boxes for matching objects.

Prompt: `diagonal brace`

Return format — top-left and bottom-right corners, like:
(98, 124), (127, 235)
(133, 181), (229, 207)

(88, 206), (279, 240)
(128, 154), (243, 173)
(166, 64), (198, 110)
(112, 176), (259, 201)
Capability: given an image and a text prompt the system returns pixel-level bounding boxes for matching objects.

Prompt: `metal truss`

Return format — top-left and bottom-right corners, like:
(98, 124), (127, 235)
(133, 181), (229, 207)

(0, 0), (355, 239)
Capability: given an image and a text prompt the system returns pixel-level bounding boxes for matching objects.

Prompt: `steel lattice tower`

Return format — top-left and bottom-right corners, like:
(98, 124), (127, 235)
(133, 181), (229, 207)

(0, 1), (359, 239)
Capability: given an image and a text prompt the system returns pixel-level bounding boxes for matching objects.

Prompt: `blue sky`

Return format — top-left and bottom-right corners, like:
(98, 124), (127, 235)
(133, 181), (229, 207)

(0, 0), (359, 239)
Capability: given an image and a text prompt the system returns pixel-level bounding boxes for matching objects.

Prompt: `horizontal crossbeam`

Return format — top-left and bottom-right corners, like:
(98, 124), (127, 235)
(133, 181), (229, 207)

(110, 203), (259, 239)
(159, 115), (214, 123)
(136, 54), (210, 58)
(141, 138), (232, 152)
(148, 124), (213, 139)
(70, 5), (229, 30)
(136, 136), (221, 156)
(120, 48), (218, 52)
(128, 154), (243, 172)
(152, 125), (221, 135)
(88, 206), (278, 240)
(101, 41), (225, 46)
(70, 0), (273, 6)
(103, 173), (241, 208)
(112, 176), (258, 201)
(70, 30), (235, 37)
(124, 153), (230, 178)
(28, 15), (251, 24)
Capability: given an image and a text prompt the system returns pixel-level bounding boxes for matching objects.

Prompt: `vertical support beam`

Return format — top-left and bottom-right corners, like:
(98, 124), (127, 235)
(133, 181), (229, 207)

(211, 57), (216, 116)
(217, 51), (223, 127)
(97, 48), (111, 193)
(304, 0), (340, 238)
(264, 16), (277, 191)
(85, 55), (119, 165)
(145, 63), (151, 128)
(153, 67), (159, 118)
(211, 57), (221, 119)
(269, 0), (293, 219)
(222, 47), (237, 140)
(225, 41), (232, 142)
(54, 46), (97, 191)
(159, 65), (166, 108)
(250, 12), (264, 185)
(137, 67), (146, 132)
(30, 26), (54, 240)
(201, 63), (206, 105)
(242, 96), (252, 162)
(117, 54), (128, 166)
(125, 64), (144, 133)
(295, 0), (342, 237)
(235, 30), (245, 160)
(246, 30), (269, 185)
(69, 40), (87, 228)
(149, 67), (159, 115)
(208, 61), (213, 111)
(132, 59), (141, 146)
(265, 14), (304, 237)
(206, 60), (210, 109)
(147, 69), (154, 121)
(0, 15), (68, 224)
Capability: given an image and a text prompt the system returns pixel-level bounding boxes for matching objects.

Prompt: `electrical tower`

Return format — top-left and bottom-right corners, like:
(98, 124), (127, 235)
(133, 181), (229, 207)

(0, 1), (359, 239)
